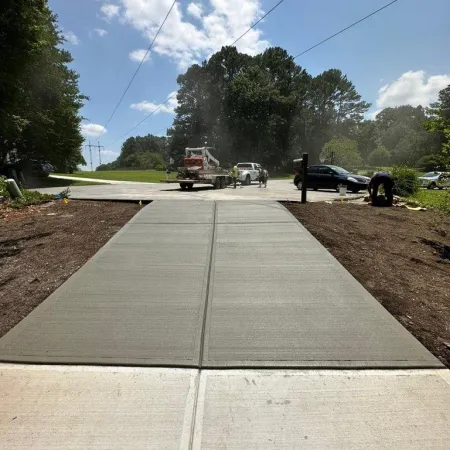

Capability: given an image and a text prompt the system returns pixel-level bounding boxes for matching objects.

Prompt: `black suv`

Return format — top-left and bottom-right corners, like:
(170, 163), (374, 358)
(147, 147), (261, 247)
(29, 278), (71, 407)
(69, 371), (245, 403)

(294, 165), (370, 193)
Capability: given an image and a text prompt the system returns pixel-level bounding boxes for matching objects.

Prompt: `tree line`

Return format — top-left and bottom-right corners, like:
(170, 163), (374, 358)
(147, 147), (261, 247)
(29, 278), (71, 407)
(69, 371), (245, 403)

(109, 46), (449, 173)
(0, 0), (86, 173)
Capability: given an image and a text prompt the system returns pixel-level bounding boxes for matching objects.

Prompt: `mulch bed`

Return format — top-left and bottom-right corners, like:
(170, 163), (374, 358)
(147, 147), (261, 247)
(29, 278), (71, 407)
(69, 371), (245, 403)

(285, 201), (450, 367)
(0, 200), (140, 338)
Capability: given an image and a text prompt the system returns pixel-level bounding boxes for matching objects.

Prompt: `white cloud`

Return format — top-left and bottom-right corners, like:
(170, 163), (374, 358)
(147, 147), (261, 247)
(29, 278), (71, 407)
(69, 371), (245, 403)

(116, 0), (269, 69)
(101, 3), (120, 20)
(81, 123), (107, 137)
(94, 28), (108, 37)
(375, 71), (450, 109)
(130, 91), (178, 115)
(129, 48), (151, 63)
(187, 2), (203, 19)
(100, 149), (119, 156)
(63, 30), (80, 45)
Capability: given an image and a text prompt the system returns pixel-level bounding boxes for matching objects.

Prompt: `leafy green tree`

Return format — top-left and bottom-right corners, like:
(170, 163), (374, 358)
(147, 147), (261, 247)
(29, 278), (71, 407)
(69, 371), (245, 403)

(118, 135), (169, 166)
(375, 106), (440, 166)
(415, 154), (448, 171)
(0, 1), (86, 171)
(368, 146), (391, 167)
(355, 120), (378, 163)
(424, 84), (450, 156)
(320, 137), (362, 168)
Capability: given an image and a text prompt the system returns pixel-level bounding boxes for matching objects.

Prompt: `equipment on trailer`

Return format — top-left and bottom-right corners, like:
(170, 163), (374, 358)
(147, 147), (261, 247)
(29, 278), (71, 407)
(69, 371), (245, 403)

(164, 147), (232, 190)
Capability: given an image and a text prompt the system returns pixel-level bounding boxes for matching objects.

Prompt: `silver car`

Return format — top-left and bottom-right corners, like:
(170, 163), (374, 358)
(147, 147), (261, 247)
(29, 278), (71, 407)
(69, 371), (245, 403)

(418, 171), (450, 190)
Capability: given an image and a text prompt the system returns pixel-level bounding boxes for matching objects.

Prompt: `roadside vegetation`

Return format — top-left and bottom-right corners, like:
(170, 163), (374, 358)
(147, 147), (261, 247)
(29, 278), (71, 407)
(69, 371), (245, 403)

(0, 176), (54, 209)
(409, 190), (450, 213)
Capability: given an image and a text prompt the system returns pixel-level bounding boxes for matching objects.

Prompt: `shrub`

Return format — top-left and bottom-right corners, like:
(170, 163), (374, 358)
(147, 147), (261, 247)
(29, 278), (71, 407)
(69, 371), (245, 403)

(392, 166), (420, 197)
(415, 154), (448, 171)
(0, 176), (9, 198)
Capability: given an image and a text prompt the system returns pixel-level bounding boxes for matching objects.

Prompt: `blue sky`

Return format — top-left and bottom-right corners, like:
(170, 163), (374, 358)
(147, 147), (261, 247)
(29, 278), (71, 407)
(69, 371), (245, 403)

(50, 0), (450, 168)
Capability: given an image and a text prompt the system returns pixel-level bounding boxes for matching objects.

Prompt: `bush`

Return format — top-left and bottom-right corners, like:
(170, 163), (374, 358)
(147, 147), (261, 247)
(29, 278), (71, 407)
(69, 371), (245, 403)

(368, 146), (391, 167)
(392, 166), (420, 197)
(415, 154), (448, 171)
(0, 176), (9, 198)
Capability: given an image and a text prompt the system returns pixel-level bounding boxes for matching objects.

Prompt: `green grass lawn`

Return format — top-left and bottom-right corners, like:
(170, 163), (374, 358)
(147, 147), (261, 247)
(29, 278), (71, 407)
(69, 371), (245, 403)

(28, 177), (104, 189)
(409, 189), (450, 212)
(55, 170), (176, 183)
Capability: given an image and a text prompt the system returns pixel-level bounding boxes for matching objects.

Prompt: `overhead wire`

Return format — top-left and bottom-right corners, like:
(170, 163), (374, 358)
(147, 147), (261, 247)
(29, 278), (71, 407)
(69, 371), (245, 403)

(293, 0), (399, 59)
(97, 0), (178, 138)
(110, 0), (288, 145)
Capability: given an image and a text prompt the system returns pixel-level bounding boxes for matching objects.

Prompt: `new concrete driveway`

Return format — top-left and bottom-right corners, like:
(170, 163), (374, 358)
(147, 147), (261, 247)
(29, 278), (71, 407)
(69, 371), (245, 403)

(1, 200), (448, 449)
(38, 178), (363, 202)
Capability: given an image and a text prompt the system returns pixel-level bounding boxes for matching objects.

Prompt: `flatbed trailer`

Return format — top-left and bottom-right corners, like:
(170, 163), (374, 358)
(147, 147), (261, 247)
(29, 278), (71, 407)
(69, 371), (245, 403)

(164, 174), (232, 190)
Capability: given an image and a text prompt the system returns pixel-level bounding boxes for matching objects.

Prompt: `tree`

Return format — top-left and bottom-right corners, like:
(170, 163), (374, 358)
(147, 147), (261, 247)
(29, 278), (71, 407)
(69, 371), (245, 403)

(368, 146), (391, 167)
(375, 106), (440, 165)
(424, 84), (450, 158)
(320, 137), (362, 168)
(355, 120), (378, 163)
(415, 154), (448, 171)
(0, 1), (86, 171)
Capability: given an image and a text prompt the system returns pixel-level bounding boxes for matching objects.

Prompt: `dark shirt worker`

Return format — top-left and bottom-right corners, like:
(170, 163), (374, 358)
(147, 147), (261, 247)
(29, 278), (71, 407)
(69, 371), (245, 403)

(368, 172), (395, 206)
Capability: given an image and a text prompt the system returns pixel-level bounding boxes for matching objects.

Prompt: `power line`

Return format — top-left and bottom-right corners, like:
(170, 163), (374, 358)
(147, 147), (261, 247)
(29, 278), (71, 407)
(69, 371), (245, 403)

(229, 0), (286, 47)
(294, 0), (399, 59)
(110, 93), (177, 145)
(97, 0), (178, 138)
(110, 0), (287, 144)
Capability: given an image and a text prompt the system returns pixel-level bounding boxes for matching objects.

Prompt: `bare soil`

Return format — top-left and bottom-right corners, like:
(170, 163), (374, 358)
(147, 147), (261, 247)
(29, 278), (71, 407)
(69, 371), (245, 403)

(285, 201), (450, 367)
(0, 200), (139, 338)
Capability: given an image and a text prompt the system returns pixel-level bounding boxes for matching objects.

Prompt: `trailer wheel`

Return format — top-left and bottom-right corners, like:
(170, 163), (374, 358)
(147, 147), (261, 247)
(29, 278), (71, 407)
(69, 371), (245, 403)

(214, 177), (221, 189)
(187, 183), (193, 190)
(180, 183), (187, 190)
(220, 177), (227, 189)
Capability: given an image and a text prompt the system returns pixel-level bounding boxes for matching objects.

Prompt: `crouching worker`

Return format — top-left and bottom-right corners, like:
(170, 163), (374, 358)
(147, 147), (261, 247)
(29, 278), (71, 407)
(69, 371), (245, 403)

(368, 172), (395, 206)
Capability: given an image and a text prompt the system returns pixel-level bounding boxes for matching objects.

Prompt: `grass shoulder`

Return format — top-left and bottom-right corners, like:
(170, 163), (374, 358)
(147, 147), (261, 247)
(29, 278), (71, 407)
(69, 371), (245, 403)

(408, 190), (450, 213)
(55, 170), (176, 183)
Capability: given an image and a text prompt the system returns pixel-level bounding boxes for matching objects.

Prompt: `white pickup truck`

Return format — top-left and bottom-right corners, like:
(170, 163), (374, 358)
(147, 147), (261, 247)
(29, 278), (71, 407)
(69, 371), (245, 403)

(237, 162), (262, 185)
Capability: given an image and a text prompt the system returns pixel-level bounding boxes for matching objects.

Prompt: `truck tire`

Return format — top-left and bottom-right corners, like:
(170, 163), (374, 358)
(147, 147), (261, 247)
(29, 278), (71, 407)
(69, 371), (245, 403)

(245, 175), (251, 186)
(214, 177), (221, 189)
(180, 183), (187, 190)
(220, 177), (227, 189)
(187, 183), (193, 190)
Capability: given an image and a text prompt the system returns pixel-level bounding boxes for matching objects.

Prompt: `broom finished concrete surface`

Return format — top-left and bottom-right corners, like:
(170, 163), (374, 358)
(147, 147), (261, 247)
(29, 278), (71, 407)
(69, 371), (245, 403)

(0, 200), (448, 449)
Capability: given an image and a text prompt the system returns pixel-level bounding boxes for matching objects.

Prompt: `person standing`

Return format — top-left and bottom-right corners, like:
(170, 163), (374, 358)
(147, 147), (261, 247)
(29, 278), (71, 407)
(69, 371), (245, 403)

(258, 166), (268, 188)
(368, 172), (395, 206)
(231, 165), (239, 189)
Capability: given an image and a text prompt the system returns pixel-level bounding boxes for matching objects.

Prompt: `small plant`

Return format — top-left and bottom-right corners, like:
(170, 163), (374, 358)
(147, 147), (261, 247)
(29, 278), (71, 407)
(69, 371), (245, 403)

(392, 166), (420, 197)
(0, 176), (10, 198)
(9, 190), (54, 209)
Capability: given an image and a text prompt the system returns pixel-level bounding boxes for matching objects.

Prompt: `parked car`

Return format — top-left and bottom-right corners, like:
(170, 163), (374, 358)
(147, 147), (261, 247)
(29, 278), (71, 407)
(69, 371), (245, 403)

(418, 171), (450, 190)
(237, 162), (262, 185)
(294, 165), (370, 193)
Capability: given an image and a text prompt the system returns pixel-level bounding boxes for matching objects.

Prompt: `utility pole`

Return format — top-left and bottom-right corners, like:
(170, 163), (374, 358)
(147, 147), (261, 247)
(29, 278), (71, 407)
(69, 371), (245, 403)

(84, 141), (105, 171)
(85, 141), (94, 172)
(96, 141), (105, 166)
